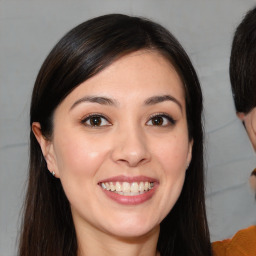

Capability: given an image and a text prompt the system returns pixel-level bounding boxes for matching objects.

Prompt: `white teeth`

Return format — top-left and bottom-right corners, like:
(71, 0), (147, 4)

(144, 181), (149, 190)
(100, 181), (154, 195)
(139, 182), (144, 192)
(106, 183), (110, 190)
(122, 182), (130, 192)
(116, 182), (122, 192)
(110, 182), (115, 191)
(131, 182), (139, 193)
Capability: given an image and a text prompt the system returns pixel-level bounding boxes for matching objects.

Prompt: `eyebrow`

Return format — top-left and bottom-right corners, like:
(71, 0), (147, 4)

(70, 94), (182, 111)
(70, 96), (118, 110)
(144, 95), (182, 111)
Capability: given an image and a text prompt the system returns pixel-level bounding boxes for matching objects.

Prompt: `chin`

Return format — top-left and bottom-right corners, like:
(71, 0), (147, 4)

(109, 226), (158, 239)
(104, 217), (159, 239)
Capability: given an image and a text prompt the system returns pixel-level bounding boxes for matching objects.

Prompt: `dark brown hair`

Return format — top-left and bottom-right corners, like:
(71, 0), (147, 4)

(19, 14), (211, 256)
(230, 6), (256, 113)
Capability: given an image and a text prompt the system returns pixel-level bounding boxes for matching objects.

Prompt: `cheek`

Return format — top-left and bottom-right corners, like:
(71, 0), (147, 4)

(151, 135), (189, 221)
(53, 133), (109, 179)
(153, 134), (189, 173)
(53, 133), (111, 211)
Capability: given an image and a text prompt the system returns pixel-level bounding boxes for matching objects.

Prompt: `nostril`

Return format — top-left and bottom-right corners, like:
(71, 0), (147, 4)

(111, 133), (151, 166)
(116, 156), (149, 167)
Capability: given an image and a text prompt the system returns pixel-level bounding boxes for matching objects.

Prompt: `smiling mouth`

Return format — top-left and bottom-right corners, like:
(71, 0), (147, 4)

(99, 181), (155, 196)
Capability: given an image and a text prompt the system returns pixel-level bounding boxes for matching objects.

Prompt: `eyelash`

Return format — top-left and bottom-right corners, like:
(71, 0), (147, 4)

(147, 113), (176, 127)
(81, 113), (176, 127)
(81, 113), (111, 127)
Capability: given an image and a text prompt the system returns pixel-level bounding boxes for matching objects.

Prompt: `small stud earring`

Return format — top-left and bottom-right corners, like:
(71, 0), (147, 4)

(51, 171), (55, 177)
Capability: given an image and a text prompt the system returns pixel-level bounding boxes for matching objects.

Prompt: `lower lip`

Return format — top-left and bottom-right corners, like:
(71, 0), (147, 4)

(100, 184), (158, 205)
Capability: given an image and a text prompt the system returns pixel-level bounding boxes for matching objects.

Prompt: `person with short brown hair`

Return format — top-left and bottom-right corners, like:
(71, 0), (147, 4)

(212, 6), (256, 256)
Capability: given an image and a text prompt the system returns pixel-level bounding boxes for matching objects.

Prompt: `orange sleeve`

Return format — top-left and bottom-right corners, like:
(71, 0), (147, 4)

(212, 239), (230, 256)
(212, 226), (256, 256)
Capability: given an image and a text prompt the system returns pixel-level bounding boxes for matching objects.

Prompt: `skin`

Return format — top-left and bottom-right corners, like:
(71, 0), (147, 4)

(249, 174), (256, 192)
(33, 50), (193, 256)
(237, 107), (256, 151)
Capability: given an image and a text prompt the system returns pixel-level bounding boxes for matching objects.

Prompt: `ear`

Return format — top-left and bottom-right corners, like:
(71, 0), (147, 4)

(251, 108), (256, 135)
(249, 174), (256, 192)
(236, 112), (245, 121)
(251, 108), (256, 151)
(32, 122), (59, 177)
(237, 108), (256, 152)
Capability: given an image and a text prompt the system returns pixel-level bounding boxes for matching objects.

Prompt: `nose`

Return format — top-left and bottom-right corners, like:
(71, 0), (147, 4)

(111, 126), (151, 167)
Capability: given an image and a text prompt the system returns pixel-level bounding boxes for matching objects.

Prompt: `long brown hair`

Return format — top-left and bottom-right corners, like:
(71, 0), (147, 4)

(19, 14), (211, 256)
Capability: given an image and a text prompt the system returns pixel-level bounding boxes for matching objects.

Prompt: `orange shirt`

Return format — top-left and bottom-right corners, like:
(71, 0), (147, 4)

(212, 226), (256, 256)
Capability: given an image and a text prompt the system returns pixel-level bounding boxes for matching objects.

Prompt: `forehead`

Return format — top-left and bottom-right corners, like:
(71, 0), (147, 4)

(60, 50), (185, 109)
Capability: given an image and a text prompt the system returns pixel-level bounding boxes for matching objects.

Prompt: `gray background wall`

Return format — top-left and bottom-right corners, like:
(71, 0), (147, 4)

(1, 1), (256, 255)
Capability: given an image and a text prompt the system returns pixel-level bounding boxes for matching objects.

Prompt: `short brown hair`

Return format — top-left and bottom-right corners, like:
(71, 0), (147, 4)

(230, 6), (256, 113)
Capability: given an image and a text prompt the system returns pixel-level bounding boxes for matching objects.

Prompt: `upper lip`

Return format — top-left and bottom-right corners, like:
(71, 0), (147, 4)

(98, 175), (158, 184)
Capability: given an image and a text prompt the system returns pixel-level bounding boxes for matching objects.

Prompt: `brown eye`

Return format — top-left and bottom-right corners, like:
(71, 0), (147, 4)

(151, 116), (164, 126)
(147, 114), (176, 126)
(90, 116), (102, 126)
(82, 115), (111, 127)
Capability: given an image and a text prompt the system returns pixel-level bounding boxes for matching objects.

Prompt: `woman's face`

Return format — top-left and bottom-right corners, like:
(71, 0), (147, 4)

(36, 50), (193, 239)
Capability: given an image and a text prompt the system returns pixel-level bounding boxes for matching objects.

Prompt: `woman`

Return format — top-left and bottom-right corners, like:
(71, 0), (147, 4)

(18, 14), (211, 256)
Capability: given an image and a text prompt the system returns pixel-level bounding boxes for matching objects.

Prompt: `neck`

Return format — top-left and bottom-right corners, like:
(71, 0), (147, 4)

(76, 223), (160, 256)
